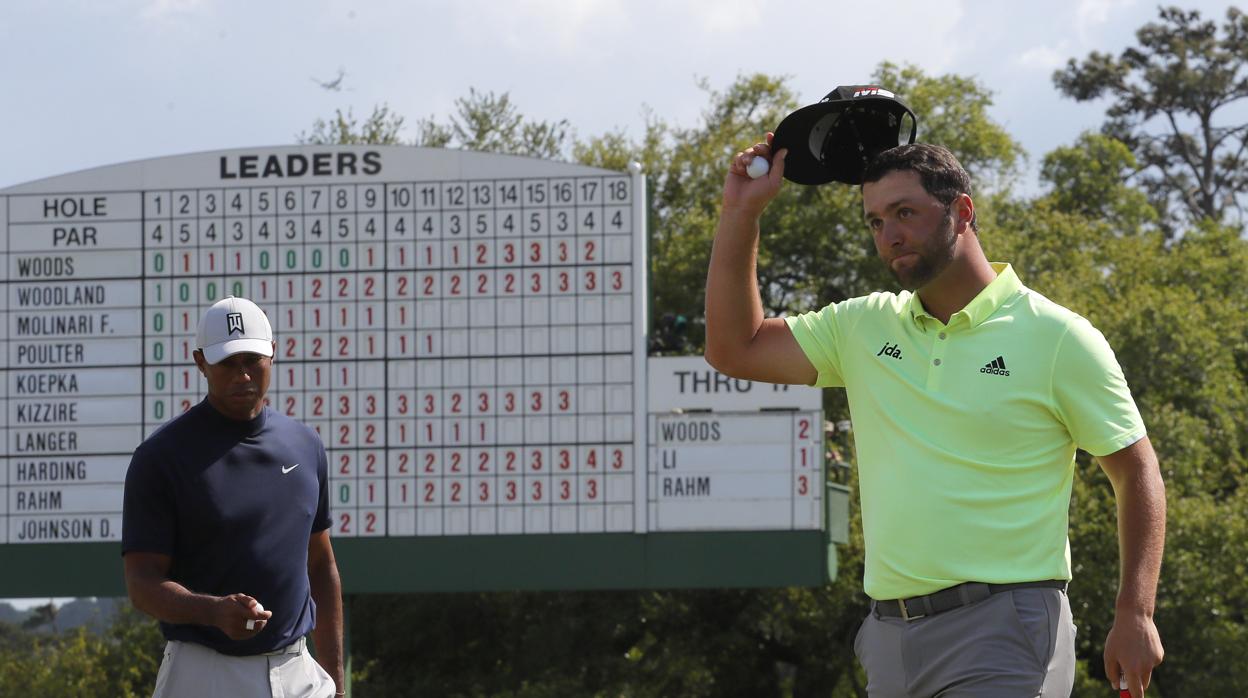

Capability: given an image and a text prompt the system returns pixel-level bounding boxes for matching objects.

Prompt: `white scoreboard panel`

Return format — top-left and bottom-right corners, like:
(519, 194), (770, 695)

(0, 146), (647, 544)
(646, 357), (823, 532)
(647, 411), (823, 531)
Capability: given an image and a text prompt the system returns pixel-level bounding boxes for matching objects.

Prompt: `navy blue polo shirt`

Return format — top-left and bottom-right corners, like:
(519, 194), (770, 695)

(122, 400), (331, 655)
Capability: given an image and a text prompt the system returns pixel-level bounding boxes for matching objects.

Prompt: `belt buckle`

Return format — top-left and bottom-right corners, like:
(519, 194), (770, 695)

(898, 598), (925, 622)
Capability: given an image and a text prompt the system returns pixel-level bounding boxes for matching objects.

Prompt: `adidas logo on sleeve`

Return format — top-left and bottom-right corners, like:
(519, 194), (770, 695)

(980, 356), (1010, 376)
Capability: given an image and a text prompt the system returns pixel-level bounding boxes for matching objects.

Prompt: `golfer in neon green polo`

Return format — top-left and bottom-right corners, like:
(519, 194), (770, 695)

(706, 140), (1165, 698)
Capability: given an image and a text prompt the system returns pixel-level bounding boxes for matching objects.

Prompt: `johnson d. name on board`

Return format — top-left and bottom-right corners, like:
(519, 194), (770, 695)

(15, 517), (108, 542)
(219, 151), (382, 179)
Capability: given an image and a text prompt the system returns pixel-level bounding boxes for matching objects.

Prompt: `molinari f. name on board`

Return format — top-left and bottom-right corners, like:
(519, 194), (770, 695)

(15, 313), (108, 336)
(219, 151), (383, 179)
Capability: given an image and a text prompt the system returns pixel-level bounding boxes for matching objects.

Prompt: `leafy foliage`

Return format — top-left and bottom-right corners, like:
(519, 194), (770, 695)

(0, 604), (164, 697)
(1053, 6), (1248, 231)
(300, 104), (406, 146)
(414, 88), (570, 159)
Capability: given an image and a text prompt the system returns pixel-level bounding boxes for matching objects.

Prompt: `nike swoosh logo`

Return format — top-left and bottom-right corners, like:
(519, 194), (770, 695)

(281, 464), (300, 474)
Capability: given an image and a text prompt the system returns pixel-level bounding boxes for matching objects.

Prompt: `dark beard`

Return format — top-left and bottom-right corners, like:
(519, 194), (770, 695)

(887, 211), (957, 290)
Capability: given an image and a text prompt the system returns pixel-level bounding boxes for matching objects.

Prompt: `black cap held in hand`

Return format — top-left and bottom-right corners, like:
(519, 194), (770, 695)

(772, 85), (918, 185)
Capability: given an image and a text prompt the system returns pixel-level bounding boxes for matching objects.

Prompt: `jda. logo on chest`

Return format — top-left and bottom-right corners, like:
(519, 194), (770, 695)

(876, 342), (902, 360)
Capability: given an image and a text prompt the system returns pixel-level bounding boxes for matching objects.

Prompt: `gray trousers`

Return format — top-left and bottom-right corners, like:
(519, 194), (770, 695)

(854, 587), (1076, 697)
(152, 637), (336, 698)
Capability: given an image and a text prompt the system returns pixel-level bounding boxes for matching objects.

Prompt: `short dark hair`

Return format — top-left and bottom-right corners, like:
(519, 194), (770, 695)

(862, 144), (977, 231)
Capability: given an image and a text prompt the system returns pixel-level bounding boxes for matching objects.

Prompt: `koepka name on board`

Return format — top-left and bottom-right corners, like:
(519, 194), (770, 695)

(14, 373), (80, 394)
(219, 151), (383, 179)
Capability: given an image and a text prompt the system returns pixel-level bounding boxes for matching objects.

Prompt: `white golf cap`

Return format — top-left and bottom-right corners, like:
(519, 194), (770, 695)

(195, 296), (274, 364)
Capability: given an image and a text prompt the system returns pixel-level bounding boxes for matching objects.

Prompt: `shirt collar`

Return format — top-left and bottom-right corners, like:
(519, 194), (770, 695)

(906, 262), (1022, 330)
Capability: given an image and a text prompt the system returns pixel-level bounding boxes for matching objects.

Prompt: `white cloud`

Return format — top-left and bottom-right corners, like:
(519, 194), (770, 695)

(695, 0), (766, 35)
(1017, 41), (1071, 71)
(451, 0), (632, 56)
(138, 0), (209, 22)
(1075, 0), (1136, 41)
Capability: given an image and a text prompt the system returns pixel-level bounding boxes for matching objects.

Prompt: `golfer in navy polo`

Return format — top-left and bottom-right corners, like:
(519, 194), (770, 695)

(123, 296), (344, 698)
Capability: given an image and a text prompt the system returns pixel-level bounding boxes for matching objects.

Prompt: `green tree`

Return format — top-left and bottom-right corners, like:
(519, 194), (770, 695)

(0, 604), (164, 697)
(1053, 6), (1248, 231)
(1039, 132), (1158, 233)
(413, 88), (571, 159)
(301, 90), (572, 159)
(300, 104), (406, 145)
(985, 131), (1248, 696)
(20, 602), (59, 633)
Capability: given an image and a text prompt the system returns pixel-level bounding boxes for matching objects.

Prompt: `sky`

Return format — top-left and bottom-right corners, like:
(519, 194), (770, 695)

(0, 1), (1239, 610)
(1, 0), (1242, 192)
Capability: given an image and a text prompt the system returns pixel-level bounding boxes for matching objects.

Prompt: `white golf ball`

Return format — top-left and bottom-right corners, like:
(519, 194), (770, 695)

(746, 156), (770, 179)
(245, 601), (265, 630)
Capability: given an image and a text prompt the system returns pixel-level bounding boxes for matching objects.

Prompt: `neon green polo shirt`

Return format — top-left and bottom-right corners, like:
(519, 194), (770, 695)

(786, 263), (1144, 600)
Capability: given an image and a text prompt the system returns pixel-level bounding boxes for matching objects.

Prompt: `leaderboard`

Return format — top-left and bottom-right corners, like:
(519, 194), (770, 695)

(0, 147), (647, 543)
(0, 147), (827, 549)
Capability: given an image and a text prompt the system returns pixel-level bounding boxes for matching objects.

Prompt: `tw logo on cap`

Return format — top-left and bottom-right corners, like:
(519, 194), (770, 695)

(226, 312), (245, 336)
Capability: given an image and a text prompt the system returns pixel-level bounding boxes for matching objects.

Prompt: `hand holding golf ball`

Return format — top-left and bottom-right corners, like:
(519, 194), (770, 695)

(746, 155), (770, 179)
(245, 601), (265, 631)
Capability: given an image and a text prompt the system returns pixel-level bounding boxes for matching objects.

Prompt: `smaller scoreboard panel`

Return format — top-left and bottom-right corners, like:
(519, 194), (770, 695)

(647, 357), (823, 532)
(649, 412), (822, 531)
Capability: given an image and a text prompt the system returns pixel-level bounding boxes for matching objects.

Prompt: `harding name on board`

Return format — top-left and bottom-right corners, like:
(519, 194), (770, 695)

(14, 460), (88, 482)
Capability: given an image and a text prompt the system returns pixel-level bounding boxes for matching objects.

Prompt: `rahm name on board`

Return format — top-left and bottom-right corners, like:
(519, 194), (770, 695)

(14, 489), (62, 511)
(661, 476), (711, 497)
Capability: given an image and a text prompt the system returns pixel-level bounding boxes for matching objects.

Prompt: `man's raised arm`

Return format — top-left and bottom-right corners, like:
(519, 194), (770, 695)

(704, 136), (817, 385)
